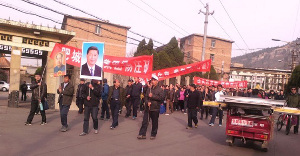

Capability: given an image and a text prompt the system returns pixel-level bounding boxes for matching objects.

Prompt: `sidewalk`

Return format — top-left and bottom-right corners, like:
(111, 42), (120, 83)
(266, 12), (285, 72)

(0, 99), (299, 156)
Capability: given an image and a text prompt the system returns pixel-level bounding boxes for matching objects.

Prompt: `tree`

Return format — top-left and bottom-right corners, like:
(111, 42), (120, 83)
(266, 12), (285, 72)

(163, 37), (184, 67)
(157, 51), (172, 69)
(147, 39), (154, 51)
(0, 69), (7, 82)
(286, 65), (300, 93)
(203, 65), (219, 80)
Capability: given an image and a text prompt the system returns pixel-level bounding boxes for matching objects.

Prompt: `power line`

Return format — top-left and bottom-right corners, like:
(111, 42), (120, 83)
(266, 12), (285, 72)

(0, 2), (140, 46)
(19, 0), (145, 46)
(52, 0), (164, 45)
(293, 0), (300, 39)
(218, 0), (251, 51)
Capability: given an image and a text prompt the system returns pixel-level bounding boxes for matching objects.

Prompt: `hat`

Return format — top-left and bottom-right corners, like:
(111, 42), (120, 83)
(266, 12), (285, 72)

(190, 84), (196, 89)
(80, 78), (85, 81)
(151, 74), (159, 80)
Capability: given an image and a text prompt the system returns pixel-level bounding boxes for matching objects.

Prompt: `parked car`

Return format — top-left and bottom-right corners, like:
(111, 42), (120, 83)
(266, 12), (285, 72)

(0, 81), (9, 92)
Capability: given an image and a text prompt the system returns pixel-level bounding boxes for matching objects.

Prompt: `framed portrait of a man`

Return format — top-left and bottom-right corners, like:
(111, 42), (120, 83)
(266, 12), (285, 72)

(80, 42), (104, 80)
(54, 52), (66, 77)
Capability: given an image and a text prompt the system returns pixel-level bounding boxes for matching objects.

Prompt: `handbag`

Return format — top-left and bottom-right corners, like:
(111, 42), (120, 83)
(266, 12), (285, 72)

(44, 101), (49, 110)
(160, 104), (166, 114)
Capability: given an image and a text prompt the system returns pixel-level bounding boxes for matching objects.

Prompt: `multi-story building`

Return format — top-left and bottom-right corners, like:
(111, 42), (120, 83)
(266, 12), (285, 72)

(180, 34), (234, 80)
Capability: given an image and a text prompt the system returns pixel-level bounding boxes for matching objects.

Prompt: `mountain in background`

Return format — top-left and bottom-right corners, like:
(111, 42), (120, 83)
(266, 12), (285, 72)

(231, 39), (300, 70)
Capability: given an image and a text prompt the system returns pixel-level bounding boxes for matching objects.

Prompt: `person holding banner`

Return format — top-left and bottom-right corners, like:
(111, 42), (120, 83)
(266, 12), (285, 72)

(107, 79), (125, 129)
(25, 71), (47, 126)
(209, 85), (225, 127)
(186, 84), (200, 129)
(79, 80), (101, 136)
(57, 74), (74, 132)
(137, 74), (164, 140)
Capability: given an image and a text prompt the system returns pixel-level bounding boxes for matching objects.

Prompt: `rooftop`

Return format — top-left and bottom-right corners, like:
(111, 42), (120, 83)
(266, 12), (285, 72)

(181, 33), (234, 43)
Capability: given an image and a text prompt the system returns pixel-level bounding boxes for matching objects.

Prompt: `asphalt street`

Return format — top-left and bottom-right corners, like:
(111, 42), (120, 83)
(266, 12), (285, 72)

(0, 91), (299, 156)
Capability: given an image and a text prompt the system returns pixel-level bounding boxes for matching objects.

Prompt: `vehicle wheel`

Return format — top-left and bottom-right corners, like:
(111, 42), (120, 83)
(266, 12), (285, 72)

(227, 137), (235, 146)
(286, 117), (291, 135)
(276, 115), (284, 131)
(2, 87), (7, 92)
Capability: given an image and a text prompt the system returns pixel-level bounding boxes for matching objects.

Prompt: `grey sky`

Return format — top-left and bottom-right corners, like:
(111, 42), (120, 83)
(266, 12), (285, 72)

(1, 0), (300, 58)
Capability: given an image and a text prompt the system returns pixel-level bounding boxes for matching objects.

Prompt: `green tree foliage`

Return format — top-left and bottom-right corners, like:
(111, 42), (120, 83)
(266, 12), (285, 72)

(203, 65), (219, 80)
(0, 69), (7, 81)
(158, 51), (172, 69)
(163, 37), (184, 67)
(286, 65), (300, 93)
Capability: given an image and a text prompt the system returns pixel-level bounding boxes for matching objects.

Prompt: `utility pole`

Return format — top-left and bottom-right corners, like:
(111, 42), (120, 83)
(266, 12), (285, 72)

(199, 3), (214, 61)
(291, 49), (298, 72)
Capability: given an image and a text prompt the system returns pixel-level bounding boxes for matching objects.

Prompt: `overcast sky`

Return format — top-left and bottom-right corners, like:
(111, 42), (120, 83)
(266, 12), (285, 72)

(1, 0), (300, 60)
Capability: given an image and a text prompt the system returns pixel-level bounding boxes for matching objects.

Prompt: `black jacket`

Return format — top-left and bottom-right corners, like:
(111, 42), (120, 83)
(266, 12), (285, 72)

(187, 90), (200, 109)
(131, 82), (142, 98)
(30, 80), (47, 101)
(184, 89), (190, 101)
(125, 85), (133, 100)
(145, 85), (164, 112)
(81, 63), (102, 77)
(83, 82), (101, 107)
(76, 84), (86, 99)
(174, 90), (180, 102)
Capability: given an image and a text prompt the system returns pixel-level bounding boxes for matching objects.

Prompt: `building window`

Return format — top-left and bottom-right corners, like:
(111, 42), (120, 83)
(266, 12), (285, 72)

(211, 40), (216, 48)
(187, 38), (192, 45)
(210, 54), (215, 62)
(95, 24), (101, 34)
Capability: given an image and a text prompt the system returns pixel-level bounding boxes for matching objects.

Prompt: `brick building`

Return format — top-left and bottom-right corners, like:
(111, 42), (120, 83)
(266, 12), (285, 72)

(180, 34), (234, 80)
(62, 15), (130, 110)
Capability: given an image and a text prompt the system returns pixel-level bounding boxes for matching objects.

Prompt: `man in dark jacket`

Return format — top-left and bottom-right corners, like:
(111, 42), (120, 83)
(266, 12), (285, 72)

(137, 74), (164, 140)
(76, 79), (86, 114)
(275, 90), (285, 100)
(131, 77), (143, 120)
(20, 81), (28, 101)
(25, 73), (47, 125)
(183, 85), (190, 114)
(100, 78), (110, 120)
(79, 79), (101, 136)
(186, 84), (200, 129)
(125, 79), (133, 118)
(286, 87), (300, 134)
(107, 79), (125, 129)
(57, 74), (74, 132)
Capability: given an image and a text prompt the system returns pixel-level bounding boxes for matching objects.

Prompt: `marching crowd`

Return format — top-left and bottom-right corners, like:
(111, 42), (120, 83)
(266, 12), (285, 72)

(23, 71), (300, 139)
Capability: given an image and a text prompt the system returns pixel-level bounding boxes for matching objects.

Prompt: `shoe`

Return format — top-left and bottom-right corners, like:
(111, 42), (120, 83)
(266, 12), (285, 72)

(40, 122), (47, 125)
(209, 123), (214, 126)
(110, 126), (114, 130)
(34, 113), (38, 115)
(195, 124), (198, 128)
(104, 118), (109, 121)
(100, 118), (104, 120)
(137, 135), (146, 139)
(94, 130), (98, 134)
(184, 113), (187, 114)
(186, 126), (192, 129)
(165, 114), (170, 116)
(60, 126), (68, 132)
(294, 131), (298, 135)
(79, 132), (87, 136)
(125, 115), (129, 118)
(25, 122), (32, 126)
(150, 136), (156, 140)
(219, 124), (222, 127)
(132, 116), (136, 120)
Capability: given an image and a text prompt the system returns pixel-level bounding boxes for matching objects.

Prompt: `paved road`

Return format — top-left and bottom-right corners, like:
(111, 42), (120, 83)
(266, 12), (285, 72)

(0, 97), (299, 156)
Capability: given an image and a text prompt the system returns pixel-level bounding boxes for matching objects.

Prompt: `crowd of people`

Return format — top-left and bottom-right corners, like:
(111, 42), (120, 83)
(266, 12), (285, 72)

(23, 71), (300, 139)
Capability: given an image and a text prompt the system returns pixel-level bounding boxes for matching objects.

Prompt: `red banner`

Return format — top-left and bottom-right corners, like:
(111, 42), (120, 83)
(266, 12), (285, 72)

(153, 60), (211, 81)
(194, 77), (248, 88)
(50, 43), (82, 67)
(103, 55), (153, 78)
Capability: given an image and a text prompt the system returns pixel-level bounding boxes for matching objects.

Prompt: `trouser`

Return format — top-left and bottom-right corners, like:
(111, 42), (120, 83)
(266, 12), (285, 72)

(26, 100), (46, 123)
(76, 98), (84, 113)
(101, 100), (110, 119)
(209, 107), (223, 125)
(21, 91), (27, 101)
(83, 106), (98, 133)
(188, 108), (198, 127)
(132, 97), (140, 117)
(35, 105), (40, 114)
(294, 115), (299, 133)
(201, 105), (209, 119)
(140, 98), (145, 111)
(110, 100), (120, 127)
(125, 98), (132, 117)
(166, 99), (174, 114)
(179, 100), (184, 110)
(184, 100), (188, 113)
(139, 110), (159, 137)
(59, 104), (70, 127)
(174, 101), (179, 110)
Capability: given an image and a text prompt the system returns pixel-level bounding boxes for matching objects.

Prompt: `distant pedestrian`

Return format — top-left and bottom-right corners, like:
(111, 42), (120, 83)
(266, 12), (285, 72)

(184, 85), (191, 114)
(76, 79), (86, 114)
(131, 77), (143, 120)
(125, 79), (133, 118)
(209, 84), (225, 127)
(20, 81), (28, 101)
(25, 72), (47, 126)
(186, 84), (200, 129)
(107, 79), (125, 129)
(100, 78), (110, 120)
(166, 84), (175, 115)
(137, 74), (164, 140)
(79, 79), (101, 136)
(57, 74), (74, 132)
